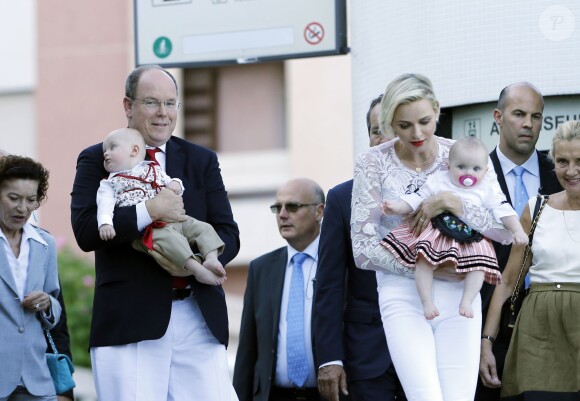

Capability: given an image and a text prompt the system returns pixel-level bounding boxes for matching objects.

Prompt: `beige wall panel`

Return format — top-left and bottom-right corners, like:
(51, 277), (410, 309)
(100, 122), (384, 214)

(0, 94), (36, 158)
(285, 55), (353, 193)
(36, 0), (133, 247)
(217, 63), (285, 152)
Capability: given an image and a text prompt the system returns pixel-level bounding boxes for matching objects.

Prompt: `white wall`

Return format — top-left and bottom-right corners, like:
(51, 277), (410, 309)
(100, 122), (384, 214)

(0, 1), (37, 157)
(0, 0), (36, 92)
(350, 1), (580, 156)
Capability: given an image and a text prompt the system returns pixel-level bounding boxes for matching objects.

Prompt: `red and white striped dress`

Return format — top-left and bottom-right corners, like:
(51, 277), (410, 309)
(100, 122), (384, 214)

(381, 219), (501, 285)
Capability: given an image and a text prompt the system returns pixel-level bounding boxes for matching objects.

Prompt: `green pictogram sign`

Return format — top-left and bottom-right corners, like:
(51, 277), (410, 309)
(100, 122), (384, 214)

(153, 37), (172, 59)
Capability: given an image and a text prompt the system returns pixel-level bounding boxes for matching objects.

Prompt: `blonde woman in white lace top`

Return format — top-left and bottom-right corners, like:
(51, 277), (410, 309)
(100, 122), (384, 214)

(351, 74), (508, 401)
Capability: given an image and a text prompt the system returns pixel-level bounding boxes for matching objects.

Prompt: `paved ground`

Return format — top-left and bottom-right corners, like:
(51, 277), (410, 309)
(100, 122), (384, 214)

(73, 367), (97, 401)
(72, 293), (244, 400)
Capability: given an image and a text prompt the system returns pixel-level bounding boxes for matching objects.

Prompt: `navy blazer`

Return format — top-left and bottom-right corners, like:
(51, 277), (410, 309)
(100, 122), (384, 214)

(70, 136), (239, 347)
(313, 180), (392, 382)
(233, 247), (288, 401)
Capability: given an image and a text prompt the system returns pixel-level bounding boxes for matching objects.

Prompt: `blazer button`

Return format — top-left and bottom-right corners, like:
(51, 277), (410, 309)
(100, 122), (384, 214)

(18, 327), (24, 333)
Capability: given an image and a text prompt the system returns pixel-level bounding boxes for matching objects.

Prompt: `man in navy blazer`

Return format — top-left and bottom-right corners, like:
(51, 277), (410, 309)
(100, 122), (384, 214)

(71, 65), (239, 401)
(477, 82), (561, 401)
(313, 96), (405, 401)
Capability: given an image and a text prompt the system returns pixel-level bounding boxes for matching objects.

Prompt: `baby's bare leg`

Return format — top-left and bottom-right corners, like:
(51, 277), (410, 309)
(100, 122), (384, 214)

(202, 250), (226, 276)
(459, 270), (485, 318)
(184, 257), (226, 286)
(415, 257), (439, 320)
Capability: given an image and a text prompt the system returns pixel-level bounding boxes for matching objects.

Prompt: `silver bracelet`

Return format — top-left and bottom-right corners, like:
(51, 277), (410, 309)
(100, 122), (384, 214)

(481, 335), (496, 343)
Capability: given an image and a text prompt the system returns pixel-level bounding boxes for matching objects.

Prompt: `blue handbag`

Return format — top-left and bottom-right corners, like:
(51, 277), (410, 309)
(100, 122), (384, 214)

(45, 331), (76, 393)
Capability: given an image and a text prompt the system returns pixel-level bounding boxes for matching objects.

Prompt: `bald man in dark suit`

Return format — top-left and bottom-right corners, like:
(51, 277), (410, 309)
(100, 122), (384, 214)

(477, 82), (562, 401)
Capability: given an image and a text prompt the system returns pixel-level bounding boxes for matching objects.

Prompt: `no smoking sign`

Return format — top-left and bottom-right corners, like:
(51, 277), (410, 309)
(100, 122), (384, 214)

(304, 22), (324, 45)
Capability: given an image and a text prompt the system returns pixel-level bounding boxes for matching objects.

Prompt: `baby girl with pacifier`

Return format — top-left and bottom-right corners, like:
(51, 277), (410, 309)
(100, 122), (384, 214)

(380, 137), (528, 319)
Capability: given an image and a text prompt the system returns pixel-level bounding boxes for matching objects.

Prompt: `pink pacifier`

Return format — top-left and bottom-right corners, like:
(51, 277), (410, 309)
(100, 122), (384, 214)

(459, 175), (477, 187)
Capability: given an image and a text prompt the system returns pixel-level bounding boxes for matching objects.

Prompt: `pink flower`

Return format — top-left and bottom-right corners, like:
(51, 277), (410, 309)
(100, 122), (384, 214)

(82, 275), (95, 288)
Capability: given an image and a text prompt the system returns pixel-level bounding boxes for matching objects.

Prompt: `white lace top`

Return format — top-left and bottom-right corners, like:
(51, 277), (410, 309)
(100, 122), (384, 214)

(351, 136), (508, 276)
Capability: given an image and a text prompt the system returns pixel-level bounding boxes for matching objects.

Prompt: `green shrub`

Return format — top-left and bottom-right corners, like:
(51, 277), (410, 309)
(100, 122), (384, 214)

(57, 248), (95, 368)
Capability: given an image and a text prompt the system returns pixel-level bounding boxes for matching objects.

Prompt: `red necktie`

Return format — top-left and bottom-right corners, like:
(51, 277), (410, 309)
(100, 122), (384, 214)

(145, 148), (189, 289)
(172, 276), (190, 289)
(145, 147), (161, 165)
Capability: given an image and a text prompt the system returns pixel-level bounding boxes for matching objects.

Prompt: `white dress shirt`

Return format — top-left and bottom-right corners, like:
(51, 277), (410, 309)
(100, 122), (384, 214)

(0, 223), (48, 300)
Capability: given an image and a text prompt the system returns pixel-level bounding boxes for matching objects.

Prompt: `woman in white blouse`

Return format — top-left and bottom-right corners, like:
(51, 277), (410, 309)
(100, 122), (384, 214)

(0, 155), (62, 401)
(351, 74), (508, 401)
(480, 120), (580, 399)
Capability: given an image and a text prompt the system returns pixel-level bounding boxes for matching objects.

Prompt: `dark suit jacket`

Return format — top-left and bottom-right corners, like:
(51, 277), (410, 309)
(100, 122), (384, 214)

(481, 149), (562, 316)
(70, 136), (240, 347)
(313, 180), (392, 382)
(233, 247), (294, 401)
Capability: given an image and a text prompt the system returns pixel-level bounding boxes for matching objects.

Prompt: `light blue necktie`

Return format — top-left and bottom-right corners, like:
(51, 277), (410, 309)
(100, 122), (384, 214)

(513, 166), (531, 287)
(286, 252), (309, 387)
(512, 166), (529, 217)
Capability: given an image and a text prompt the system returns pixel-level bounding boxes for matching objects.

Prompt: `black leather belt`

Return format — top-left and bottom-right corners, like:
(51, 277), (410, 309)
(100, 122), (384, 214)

(270, 386), (319, 401)
(172, 288), (192, 300)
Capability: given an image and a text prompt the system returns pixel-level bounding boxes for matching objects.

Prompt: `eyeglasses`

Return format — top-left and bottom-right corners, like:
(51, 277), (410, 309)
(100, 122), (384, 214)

(269, 203), (320, 214)
(131, 98), (181, 110)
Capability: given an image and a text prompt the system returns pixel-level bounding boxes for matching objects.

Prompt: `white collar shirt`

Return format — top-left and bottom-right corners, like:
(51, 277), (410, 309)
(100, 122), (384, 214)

(0, 223), (48, 300)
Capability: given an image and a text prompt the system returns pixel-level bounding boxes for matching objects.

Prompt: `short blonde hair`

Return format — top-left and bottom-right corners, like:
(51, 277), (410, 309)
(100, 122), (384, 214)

(550, 120), (580, 160)
(380, 73), (440, 137)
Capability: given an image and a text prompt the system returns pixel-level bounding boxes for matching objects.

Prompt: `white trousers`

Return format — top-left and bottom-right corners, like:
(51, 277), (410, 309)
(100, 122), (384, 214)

(91, 295), (238, 401)
(376, 273), (481, 401)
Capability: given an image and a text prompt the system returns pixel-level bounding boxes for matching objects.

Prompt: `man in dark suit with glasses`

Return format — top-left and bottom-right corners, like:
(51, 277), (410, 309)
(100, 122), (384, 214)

(234, 178), (325, 401)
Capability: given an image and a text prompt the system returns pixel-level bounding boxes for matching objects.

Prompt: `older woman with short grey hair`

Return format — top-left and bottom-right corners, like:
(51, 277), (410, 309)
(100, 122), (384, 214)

(480, 120), (580, 398)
